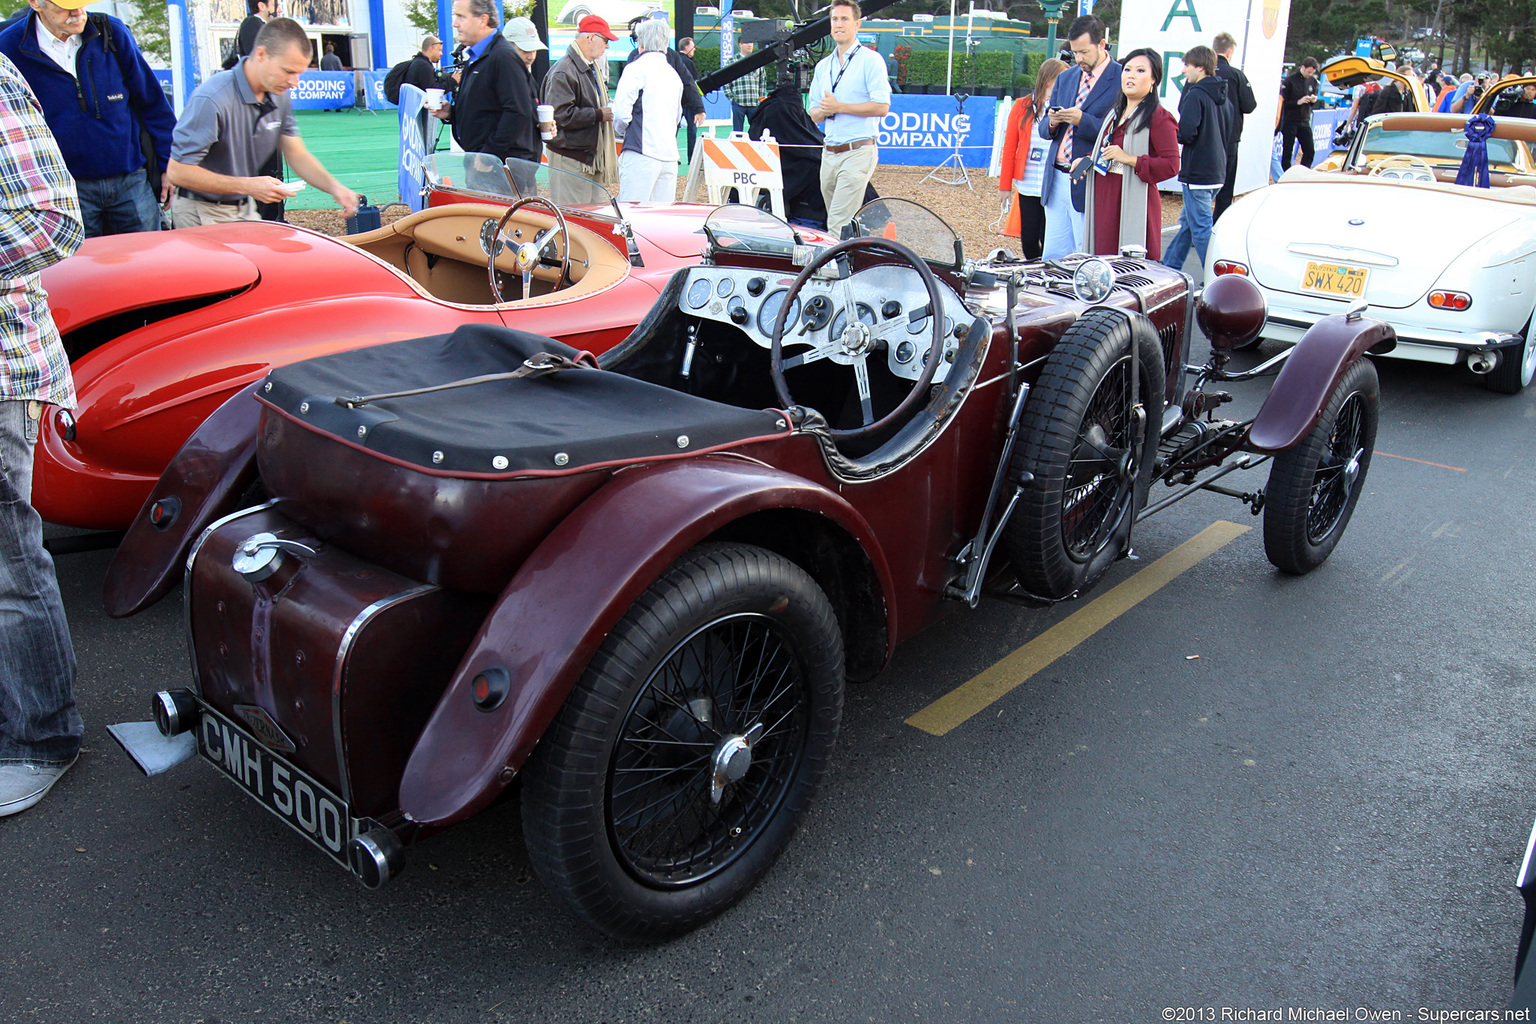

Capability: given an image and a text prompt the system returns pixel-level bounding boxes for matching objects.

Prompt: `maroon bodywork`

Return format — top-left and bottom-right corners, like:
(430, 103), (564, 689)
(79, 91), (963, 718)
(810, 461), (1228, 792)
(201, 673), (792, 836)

(109, 214), (1392, 935)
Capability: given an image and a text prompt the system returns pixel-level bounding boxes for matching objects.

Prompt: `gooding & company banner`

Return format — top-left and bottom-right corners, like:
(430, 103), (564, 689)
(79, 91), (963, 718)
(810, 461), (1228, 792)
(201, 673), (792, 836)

(876, 94), (996, 168)
(290, 71), (356, 110)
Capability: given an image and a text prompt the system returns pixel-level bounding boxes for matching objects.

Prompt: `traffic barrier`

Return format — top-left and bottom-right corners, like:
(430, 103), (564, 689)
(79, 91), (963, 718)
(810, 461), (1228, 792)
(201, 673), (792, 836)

(683, 131), (784, 218)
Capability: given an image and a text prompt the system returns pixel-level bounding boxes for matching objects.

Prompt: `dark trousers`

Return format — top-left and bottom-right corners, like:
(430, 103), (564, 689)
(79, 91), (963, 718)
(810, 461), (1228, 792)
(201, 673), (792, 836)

(1279, 121), (1313, 171)
(255, 150), (285, 221)
(1214, 141), (1239, 220)
(686, 121), (697, 162)
(1016, 191), (1046, 261)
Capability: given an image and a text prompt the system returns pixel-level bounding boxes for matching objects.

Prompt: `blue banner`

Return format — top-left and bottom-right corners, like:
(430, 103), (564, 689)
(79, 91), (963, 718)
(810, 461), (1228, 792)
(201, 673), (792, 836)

(289, 71), (355, 110)
(362, 69), (394, 109)
(399, 84), (428, 212)
(876, 94), (996, 168)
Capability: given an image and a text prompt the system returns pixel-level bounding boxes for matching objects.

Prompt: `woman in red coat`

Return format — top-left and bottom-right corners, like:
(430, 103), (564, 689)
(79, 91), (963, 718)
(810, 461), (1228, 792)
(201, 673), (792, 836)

(1083, 48), (1180, 260)
(997, 58), (1068, 260)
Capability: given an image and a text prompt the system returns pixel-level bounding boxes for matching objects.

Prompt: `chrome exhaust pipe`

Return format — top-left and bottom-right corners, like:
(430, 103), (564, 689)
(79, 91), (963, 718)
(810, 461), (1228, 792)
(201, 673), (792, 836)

(152, 688), (198, 736)
(348, 825), (405, 888)
(1467, 350), (1500, 375)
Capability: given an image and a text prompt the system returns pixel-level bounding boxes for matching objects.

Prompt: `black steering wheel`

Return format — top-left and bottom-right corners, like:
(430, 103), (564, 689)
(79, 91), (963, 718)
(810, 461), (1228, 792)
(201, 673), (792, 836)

(488, 196), (571, 305)
(770, 236), (948, 441)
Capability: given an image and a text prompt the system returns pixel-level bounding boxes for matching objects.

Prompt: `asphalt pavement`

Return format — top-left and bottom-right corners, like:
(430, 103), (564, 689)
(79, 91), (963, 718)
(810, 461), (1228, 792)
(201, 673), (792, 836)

(3, 345), (1534, 1024)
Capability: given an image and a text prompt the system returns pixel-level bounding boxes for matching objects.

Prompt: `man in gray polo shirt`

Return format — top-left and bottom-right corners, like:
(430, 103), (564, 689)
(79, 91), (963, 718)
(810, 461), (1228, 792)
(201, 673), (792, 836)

(167, 17), (357, 226)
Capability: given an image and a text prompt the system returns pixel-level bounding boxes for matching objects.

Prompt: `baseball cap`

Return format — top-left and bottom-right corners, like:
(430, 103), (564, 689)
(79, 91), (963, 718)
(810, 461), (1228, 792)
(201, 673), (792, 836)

(48, 0), (93, 9)
(503, 17), (547, 51)
(578, 14), (617, 40)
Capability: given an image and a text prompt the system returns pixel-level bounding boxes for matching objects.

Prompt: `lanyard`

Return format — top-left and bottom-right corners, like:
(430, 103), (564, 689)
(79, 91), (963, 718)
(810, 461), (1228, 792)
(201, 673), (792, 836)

(830, 43), (861, 95)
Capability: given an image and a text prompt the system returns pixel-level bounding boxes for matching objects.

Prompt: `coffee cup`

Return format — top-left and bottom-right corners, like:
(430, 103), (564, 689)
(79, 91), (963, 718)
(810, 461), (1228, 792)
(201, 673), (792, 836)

(425, 88), (445, 109)
(537, 103), (555, 140)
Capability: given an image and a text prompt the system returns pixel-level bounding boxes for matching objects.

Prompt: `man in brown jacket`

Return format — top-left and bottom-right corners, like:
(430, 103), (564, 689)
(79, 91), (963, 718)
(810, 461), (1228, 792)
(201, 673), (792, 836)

(544, 14), (616, 199)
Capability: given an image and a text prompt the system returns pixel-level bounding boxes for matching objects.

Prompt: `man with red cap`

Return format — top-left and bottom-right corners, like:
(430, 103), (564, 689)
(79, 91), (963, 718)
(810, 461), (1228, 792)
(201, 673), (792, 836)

(0, 0), (175, 236)
(543, 14), (617, 194)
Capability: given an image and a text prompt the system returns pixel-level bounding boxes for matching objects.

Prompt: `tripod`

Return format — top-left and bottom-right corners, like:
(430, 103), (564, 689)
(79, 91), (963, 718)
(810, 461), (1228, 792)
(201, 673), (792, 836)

(922, 90), (973, 189)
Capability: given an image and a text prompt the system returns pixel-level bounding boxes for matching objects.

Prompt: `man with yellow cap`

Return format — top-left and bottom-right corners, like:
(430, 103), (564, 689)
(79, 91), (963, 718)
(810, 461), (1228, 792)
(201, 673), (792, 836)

(0, 0), (176, 236)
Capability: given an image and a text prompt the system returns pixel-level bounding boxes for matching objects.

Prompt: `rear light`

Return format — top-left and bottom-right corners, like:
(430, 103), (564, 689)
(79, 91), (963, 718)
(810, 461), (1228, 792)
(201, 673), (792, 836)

(1212, 261), (1249, 276)
(148, 496), (181, 531)
(471, 667), (510, 711)
(1429, 290), (1472, 310)
(54, 408), (75, 441)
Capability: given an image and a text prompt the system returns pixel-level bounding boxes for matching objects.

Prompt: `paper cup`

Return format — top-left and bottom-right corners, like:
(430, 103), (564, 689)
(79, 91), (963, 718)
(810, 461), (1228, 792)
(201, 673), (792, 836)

(537, 102), (555, 138)
(425, 88), (445, 108)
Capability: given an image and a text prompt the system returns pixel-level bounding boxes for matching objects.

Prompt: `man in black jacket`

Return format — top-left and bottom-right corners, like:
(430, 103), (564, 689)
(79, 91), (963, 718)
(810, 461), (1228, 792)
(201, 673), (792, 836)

(435, 0), (541, 193)
(1163, 45), (1227, 273)
(1212, 32), (1256, 220)
(405, 35), (454, 95)
(1279, 57), (1319, 170)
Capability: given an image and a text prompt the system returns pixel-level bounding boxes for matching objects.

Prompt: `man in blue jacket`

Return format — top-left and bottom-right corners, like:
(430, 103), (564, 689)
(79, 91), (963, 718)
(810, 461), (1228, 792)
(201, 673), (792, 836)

(1040, 15), (1120, 259)
(0, 0), (175, 236)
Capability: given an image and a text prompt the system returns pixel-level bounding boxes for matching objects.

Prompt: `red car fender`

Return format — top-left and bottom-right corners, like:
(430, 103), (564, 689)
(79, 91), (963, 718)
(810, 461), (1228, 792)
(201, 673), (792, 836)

(101, 382), (262, 618)
(398, 456), (895, 828)
(1248, 314), (1396, 452)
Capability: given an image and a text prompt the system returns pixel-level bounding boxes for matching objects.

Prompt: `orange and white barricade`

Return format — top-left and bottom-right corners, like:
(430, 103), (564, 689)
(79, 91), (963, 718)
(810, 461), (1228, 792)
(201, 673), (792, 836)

(683, 131), (785, 219)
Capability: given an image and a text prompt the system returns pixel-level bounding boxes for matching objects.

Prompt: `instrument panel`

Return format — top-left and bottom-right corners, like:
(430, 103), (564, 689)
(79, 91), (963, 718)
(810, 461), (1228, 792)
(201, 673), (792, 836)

(679, 265), (973, 384)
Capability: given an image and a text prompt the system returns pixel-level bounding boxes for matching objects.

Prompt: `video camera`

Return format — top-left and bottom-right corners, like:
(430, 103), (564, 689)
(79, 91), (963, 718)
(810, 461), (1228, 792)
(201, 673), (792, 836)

(739, 17), (812, 92)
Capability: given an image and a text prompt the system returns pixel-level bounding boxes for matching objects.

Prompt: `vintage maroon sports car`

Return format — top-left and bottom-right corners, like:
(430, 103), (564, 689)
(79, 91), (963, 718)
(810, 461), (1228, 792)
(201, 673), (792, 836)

(37, 155), (797, 532)
(110, 200), (1394, 941)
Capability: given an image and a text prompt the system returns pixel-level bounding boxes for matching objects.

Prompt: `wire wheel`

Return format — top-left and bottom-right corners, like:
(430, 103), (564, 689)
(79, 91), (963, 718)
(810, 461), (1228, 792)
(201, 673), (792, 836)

(1263, 357), (1379, 574)
(609, 613), (808, 888)
(521, 543), (843, 941)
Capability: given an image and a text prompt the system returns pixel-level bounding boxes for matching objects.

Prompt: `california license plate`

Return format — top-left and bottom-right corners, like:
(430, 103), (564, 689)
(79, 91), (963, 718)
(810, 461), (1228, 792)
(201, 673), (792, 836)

(1301, 261), (1369, 297)
(196, 705), (354, 865)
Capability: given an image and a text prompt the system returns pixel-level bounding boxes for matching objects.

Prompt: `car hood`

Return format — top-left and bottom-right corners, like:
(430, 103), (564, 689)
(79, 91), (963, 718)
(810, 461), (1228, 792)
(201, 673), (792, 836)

(44, 230), (261, 335)
(1243, 179), (1524, 307)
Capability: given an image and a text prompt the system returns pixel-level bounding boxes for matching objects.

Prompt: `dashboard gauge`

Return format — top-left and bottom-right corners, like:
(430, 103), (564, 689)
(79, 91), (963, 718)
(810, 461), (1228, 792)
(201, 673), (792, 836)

(716, 276), (735, 298)
(687, 277), (711, 309)
(757, 290), (801, 336)
(830, 303), (877, 340)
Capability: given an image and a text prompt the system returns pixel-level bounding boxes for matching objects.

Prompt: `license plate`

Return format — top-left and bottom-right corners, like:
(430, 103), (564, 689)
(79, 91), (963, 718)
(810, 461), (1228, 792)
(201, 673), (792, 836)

(197, 705), (354, 865)
(1301, 261), (1369, 297)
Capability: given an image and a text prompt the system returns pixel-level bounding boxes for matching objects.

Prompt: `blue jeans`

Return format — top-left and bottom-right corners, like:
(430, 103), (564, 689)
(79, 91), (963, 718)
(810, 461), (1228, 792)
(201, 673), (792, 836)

(1163, 185), (1215, 273)
(1041, 165), (1081, 260)
(0, 401), (80, 765)
(731, 101), (751, 133)
(76, 168), (161, 237)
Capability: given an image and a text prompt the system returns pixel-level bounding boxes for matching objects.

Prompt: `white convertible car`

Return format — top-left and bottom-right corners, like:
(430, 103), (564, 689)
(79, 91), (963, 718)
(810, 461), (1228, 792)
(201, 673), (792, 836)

(1208, 110), (1536, 393)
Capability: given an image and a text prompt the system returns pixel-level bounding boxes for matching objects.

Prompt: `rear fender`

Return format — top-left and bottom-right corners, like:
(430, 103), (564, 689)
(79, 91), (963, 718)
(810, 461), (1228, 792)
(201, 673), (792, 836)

(102, 382), (263, 618)
(398, 457), (892, 828)
(1248, 314), (1396, 452)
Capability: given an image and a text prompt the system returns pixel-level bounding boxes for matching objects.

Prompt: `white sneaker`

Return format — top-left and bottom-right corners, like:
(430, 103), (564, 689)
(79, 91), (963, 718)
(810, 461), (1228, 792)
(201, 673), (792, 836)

(0, 756), (77, 817)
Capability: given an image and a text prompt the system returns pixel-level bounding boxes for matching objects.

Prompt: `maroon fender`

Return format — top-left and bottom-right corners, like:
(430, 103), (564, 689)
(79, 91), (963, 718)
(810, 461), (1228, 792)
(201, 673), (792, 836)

(102, 382), (262, 618)
(398, 456), (895, 828)
(1247, 314), (1396, 452)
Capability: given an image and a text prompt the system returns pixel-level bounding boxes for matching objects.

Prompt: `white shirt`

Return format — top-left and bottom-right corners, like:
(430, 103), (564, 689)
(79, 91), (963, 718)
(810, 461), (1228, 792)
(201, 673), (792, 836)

(612, 51), (683, 164)
(35, 18), (82, 78)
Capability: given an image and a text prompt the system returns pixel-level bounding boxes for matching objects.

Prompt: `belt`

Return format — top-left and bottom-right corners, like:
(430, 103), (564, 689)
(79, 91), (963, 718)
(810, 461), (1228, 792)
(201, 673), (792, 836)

(824, 138), (875, 154)
(176, 188), (248, 206)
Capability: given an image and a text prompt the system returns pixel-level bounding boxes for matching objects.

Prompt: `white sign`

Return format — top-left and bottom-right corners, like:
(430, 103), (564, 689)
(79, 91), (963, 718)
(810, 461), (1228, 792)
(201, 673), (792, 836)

(1116, 0), (1292, 196)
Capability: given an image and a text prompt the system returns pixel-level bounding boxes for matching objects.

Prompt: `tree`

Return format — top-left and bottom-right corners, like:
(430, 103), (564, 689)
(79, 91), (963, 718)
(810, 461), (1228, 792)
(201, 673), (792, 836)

(123, 0), (172, 65)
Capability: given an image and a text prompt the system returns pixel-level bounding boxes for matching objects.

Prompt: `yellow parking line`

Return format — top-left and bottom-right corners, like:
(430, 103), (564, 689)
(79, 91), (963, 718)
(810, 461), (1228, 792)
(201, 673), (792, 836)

(905, 521), (1252, 736)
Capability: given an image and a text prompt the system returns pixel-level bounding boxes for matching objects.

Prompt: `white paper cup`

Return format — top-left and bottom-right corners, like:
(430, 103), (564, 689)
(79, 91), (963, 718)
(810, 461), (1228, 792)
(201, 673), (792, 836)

(537, 103), (555, 139)
(425, 88), (445, 108)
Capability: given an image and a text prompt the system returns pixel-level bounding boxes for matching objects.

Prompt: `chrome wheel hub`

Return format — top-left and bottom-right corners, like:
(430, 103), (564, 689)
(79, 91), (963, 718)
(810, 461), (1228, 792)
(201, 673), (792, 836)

(710, 723), (764, 804)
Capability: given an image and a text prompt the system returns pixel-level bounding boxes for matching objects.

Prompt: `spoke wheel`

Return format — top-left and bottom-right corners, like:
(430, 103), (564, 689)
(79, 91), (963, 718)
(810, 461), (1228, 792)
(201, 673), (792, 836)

(1001, 308), (1164, 600)
(1263, 357), (1379, 574)
(521, 544), (844, 942)
(488, 196), (570, 305)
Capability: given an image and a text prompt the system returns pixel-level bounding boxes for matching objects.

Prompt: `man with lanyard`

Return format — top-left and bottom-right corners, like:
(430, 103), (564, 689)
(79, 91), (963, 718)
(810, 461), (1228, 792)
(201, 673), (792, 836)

(1040, 15), (1119, 259)
(167, 18), (357, 226)
(808, 0), (889, 239)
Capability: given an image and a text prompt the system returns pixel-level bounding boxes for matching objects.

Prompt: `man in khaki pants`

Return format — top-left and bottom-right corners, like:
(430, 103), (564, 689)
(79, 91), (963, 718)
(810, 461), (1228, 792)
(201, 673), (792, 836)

(167, 18), (356, 226)
(808, 0), (889, 238)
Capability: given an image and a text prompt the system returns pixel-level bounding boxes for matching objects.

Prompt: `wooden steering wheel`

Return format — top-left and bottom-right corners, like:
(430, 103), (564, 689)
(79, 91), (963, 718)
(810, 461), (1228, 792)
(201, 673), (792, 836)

(1367, 154), (1438, 181)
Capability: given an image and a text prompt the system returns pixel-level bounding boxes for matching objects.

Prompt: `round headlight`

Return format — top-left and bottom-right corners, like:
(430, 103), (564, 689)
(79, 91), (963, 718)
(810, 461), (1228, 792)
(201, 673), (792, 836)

(1196, 274), (1268, 351)
(1072, 258), (1116, 304)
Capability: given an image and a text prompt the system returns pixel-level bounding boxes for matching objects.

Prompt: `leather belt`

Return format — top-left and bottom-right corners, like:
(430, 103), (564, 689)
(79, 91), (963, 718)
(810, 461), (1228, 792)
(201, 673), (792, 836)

(824, 138), (875, 154)
(176, 188), (248, 206)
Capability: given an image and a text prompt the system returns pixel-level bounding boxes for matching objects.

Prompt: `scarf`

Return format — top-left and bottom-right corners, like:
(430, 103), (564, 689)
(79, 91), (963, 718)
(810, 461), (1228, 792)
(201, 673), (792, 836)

(1082, 104), (1153, 254)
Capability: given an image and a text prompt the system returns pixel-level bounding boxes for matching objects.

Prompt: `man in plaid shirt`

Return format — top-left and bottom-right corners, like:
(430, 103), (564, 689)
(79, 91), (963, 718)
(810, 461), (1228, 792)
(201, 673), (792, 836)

(723, 41), (766, 134)
(0, 53), (86, 817)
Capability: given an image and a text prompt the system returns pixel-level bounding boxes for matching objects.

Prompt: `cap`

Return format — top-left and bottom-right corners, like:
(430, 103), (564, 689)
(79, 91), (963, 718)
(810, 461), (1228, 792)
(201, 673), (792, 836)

(503, 17), (547, 51)
(578, 14), (617, 40)
(48, 0), (93, 9)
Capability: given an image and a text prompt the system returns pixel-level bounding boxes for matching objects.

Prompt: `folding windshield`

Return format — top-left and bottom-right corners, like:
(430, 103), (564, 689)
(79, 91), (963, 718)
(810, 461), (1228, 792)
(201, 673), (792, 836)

(1352, 125), (1519, 167)
(424, 153), (623, 222)
(850, 198), (963, 271)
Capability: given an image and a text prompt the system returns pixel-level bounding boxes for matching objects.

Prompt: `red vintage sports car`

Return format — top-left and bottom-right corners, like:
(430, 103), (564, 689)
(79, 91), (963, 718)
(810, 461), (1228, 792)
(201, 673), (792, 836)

(39, 155), (806, 532)
(111, 200), (1393, 941)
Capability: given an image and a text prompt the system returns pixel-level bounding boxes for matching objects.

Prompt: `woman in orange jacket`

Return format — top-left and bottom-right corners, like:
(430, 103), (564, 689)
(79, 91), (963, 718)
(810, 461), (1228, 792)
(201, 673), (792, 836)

(998, 57), (1068, 260)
